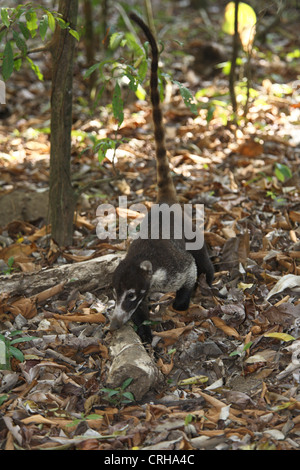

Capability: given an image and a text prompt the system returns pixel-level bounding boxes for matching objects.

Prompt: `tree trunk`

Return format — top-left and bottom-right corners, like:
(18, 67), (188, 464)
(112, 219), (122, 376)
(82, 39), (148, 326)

(83, 0), (96, 90)
(49, 0), (78, 246)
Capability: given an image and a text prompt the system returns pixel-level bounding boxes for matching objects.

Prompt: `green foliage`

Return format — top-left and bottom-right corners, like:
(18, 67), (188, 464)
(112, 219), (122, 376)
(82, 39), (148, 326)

(0, 394), (9, 406)
(274, 163), (292, 182)
(172, 79), (197, 115)
(0, 4), (79, 81)
(89, 136), (117, 165)
(112, 82), (124, 125)
(84, 24), (198, 130)
(100, 377), (135, 406)
(184, 414), (196, 426)
(229, 341), (253, 357)
(0, 330), (38, 370)
(3, 256), (15, 275)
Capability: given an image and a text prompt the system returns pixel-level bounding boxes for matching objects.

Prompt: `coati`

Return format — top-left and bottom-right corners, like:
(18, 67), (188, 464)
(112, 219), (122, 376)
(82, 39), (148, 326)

(110, 12), (214, 341)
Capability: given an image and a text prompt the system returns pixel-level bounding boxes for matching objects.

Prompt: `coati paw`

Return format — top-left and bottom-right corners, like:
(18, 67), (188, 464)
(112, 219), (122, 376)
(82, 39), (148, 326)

(137, 324), (152, 343)
(172, 287), (192, 311)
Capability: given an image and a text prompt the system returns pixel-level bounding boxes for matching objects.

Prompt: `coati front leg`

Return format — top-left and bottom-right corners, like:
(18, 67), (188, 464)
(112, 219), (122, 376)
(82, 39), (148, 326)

(188, 244), (214, 287)
(173, 286), (194, 311)
(131, 299), (152, 343)
(172, 259), (197, 311)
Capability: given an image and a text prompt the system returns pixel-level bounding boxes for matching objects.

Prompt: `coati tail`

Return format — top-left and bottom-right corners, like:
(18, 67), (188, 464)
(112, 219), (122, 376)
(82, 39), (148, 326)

(130, 12), (177, 204)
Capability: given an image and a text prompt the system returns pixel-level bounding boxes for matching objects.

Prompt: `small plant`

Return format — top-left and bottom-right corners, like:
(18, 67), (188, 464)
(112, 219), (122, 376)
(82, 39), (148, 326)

(0, 394), (9, 406)
(0, 330), (38, 370)
(100, 377), (135, 406)
(3, 256), (15, 275)
(274, 163), (292, 183)
(229, 341), (253, 358)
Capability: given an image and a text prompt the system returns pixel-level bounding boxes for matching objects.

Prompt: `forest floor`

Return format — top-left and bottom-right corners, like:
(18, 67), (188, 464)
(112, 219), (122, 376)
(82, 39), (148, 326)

(1, 3), (300, 450)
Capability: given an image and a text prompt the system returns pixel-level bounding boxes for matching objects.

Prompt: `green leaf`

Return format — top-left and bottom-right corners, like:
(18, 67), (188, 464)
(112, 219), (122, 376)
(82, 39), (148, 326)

(122, 391), (135, 402)
(121, 377), (133, 390)
(112, 82), (124, 125)
(274, 163), (292, 182)
(135, 84), (146, 100)
(125, 32), (145, 58)
(7, 256), (14, 268)
(1, 8), (10, 28)
(69, 28), (79, 41)
(13, 31), (27, 55)
(84, 63), (100, 79)
(110, 32), (124, 50)
(2, 41), (14, 80)
(25, 11), (38, 38)
(86, 414), (103, 420)
(101, 388), (119, 397)
(18, 21), (30, 40)
(56, 18), (69, 30)
(10, 330), (23, 336)
(9, 345), (24, 362)
(243, 341), (253, 351)
(39, 14), (48, 41)
(0, 394), (9, 406)
(26, 56), (43, 81)
(125, 71), (138, 92)
(173, 80), (197, 114)
(47, 12), (55, 32)
(10, 336), (38, 345)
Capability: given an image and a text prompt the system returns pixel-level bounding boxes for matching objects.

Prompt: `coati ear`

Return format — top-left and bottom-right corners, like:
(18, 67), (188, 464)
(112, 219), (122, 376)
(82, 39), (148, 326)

(140, 260), (152, 275)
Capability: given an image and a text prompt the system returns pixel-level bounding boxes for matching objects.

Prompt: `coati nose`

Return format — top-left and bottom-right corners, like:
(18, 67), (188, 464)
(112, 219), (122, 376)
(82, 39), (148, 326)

(109, 317), (121, 331)
(109, 313), (127, 331)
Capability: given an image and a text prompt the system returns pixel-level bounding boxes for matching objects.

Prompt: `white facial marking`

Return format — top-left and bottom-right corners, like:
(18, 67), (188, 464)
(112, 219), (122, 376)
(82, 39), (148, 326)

(126, 288), (137, 301)
(110, 288), (144, 329)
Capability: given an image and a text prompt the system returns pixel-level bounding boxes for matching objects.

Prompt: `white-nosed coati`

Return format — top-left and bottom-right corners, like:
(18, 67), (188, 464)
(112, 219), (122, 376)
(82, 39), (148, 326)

(110, 12), (214, 341)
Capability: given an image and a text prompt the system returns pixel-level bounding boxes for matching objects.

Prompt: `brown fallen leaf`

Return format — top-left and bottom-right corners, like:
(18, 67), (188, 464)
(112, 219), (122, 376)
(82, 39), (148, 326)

(27, 224), (51, 242)
(157, 356), (174, 375)
(211, 316), (240, 339)
(74, 213), (95, 230)
(53, 312), (106, 323)
(154, 324), (193, 345)
(15, 261), (40, 273)
(0, 242), (37, 262)
(197, 391), (247, 425)
(8, 297), (37, 319)
(289, 211), (300, 223)
(32, 281), (65, 304)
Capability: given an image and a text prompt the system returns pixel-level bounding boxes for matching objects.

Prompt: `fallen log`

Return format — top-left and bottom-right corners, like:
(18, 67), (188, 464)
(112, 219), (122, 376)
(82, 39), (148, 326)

(107, 325), (163, 401)
(0, 253), (124, 298)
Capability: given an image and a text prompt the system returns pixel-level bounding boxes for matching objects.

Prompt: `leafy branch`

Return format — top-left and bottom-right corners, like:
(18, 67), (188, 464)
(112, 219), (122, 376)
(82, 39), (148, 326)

(0, 4), (79, 81)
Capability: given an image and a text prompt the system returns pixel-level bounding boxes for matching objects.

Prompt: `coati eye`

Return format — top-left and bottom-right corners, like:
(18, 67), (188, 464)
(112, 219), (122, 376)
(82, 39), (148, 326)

(126, 291), (137, 301)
